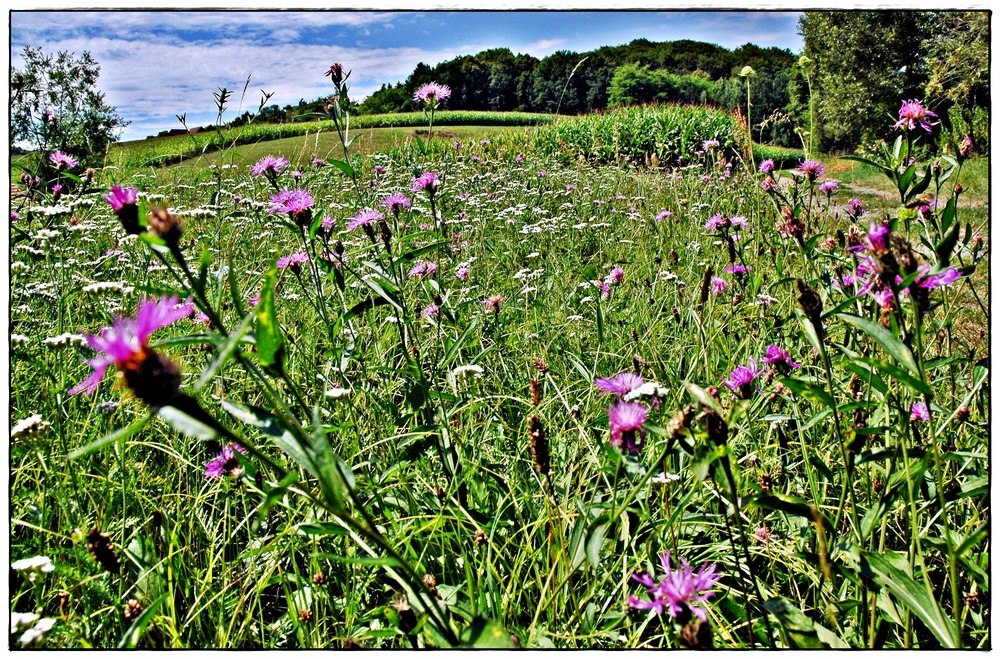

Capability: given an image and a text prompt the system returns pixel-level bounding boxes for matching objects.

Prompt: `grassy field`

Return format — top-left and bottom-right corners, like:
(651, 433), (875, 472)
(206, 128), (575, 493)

(9, 104), (990, 649)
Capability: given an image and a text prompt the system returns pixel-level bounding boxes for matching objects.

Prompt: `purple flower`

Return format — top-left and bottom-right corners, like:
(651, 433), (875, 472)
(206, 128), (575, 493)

(413, 82), (451, 104)
(847, 198), (866, 219)
(910, 402), (930, 421)
(797, 160), (825, 182)
(347, 208), (384, 231)
(103, 186), (139, 212)
(566, 184), (577, 191)
(710, 277), (728, 295)
(536, 170), (547, 177)
(481, 294), (506, 314)
(480, 139), (490, 146)
(594, 372), (645, 398)
(69, 296), (193, 402)
(607, 266), (625, 286)
(723, 264), (750, 275)
(49, 151), (77, 169)
(893, 99), (939, 134)
(204, 444), (247, 479)
(761, 178), (777, 193)
(729, 216), (749, 229)
(277, 251), (309, 270)
(268, 189), (314, 216)
(761, 344), (802, 372)
(454, 141), (462, 149)
(321, 215), (335, 229)
(627, 551), (720, 622)
(702, 139), (719, 150)
(381, 192), (411, 213)
(656, 210), (672, 222)
(373, 165), (385, 175)
(867, 221), (891, 255)
(758, 159), (775, 174)
(412, 172), (439, 194)
(251, 155), (289, 177)
(607, 400), (648, 454)
(407, 260), (438, 278)
(918, 266), (961, 290)
(873, 288), (894, 310)
(705, 214), (729, 232)
(818, 179), (839, 194)
(421, 304), (440, 319)
(312, 156), (325, 167)
(455, 265), (470, 281)
(515, 155), (524, 163)
(723, 358), (764, 399)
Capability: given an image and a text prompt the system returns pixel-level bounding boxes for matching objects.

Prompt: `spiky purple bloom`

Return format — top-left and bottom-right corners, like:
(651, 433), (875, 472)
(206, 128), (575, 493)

(761, 178), (777, 193)
(347, 208), (384, 231)
(103, 186), (138, 212)
(910, 402), (930, 421)
(758, 159), (775, 174)
(381, 192), (411, 213)
(607, 400), (649, 454)
(277, 252), (309, 270)
(723, 358), (764, 399)
(49, 151), (77, 169)
(69, 295), (193, 398)
(608, 266), (625, 285)
(421, 304), (440, 319)
(656, 210), (672, 222)
(723, 264), (750, 275)
(893, 99), (939, 133)
(705, 214), (729, 232)
(455, 265), (470, 281)
(918, 266), (961, 290)
(413, 82), (451, 104)
(268, 189), (314, 215)
(204, 444), (247, 479)
(797, 160), (825, 181)
(867, 221), (891, 255)
(761, 344), (802, 372)
(818, 179), (839, 194)
(251, 155), (289, 177)
(627, 551), (720, 622)
(407, 260), (438, 278)
(594, 372), (645, 398)
(729, 216), (749, 229)
(847, 198), (866, 219)
(412, 172), (439, 193)
(873, 288), (895, 310)
(710, 277), (728, 295)
(702, 139), (719, 150)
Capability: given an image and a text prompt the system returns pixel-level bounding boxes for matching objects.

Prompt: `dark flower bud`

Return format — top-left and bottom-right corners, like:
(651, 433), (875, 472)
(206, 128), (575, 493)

(529, 414), (550, 476)
(87, 526), (121, 574)
(681, 618), (714, 649)
(796, 279), (824, 338)
(123, 347), (182, 408)
(959, 135), (974, 158)
(148, 206), (183, 247)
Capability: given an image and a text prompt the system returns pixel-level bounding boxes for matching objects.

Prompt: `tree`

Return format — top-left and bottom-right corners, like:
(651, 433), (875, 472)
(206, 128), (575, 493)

(10, 47), (129, 164)
(796, 12), (933, 151)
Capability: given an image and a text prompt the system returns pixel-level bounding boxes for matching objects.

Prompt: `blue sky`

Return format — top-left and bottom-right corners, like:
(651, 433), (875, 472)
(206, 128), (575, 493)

(10, 10), (803, 142)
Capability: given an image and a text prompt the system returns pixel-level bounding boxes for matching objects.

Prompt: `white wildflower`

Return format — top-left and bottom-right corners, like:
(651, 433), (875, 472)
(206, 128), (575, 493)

(11, 415), (51, 441)
(624, 382), (670, 401)
(324, 388), (352, 399)
(452, 364), (484, 378)
(11, 555), (55, 580)
(42, 332), (87, 348)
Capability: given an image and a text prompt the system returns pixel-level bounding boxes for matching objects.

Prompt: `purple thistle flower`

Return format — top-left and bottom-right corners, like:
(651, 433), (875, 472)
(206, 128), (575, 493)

(321, 215), (335, 229)
(758, 159), (775, 174)
(723, 264), (750, 275)
(847, 198), (866, 219)
(761, 344), (802, 372)
(347, 208), (384, 231)
(204, 444), (247, 479)
(515, 155), (524, 163)
(656, 210), (672, 222)
(910, 402), (930, 421)
(729, 216), (749, 229)
(761, 178), (777, 193)
(918, 266), (961, 290)
(867, 221), (891, 255)
(407, 260), (438, 278)
(702, 138), (719, 150)
(797, 160), (825, 182)
(268, 189), (314, 216)
(818, 179), (839, 194)
(873, 288), (894, 310)
(481, 294), (506, 314)
(373, 165), (385, 175)
(607, 400), (648, 454)
(455, 265), (470, 281)
(594, 372), (645, 398)
(413, 82), (451, 104)
(381, 192), (411, 213)
(49, 151), (77, 169)
(421, 304), (440, 319)
(277, 251), (309, 270)
(251, 155), (289, 177)
(723, 358), (764, 399)
(627, 551), (720, 622)
(103, 186), (139, 212)
(607, 266), (625, 286)
(412, 172), (439, 194)
(710, 277), (728, 295)
(705, 214), (729, 232)
(69, 295), (193, 401)
(893, 99), (939, 134)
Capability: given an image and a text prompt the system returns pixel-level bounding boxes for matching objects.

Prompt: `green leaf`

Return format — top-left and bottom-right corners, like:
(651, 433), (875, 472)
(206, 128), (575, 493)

(939, 196), (957, 234)
(158, 405), (218, 440)
(460, 617), (517, 649)
(221, 399), (309, 470)
(744, 491), (824, 526)
(764, 597), (822, 649)
(836, 313), (920, 376)
(328, 158), (355, 178)
(841, 154), (892, 177)
(585, 515), (611, 569)
(935, 222), (960, 267)
(118, 594), (168, 648)
(859, 550), (960, 648)
(68, 413), (152, 460)
(255, 266), (284, 373)
(857, 357), (932, 397)
(683, 381), (725, 416)
(796, 309), (824, 354)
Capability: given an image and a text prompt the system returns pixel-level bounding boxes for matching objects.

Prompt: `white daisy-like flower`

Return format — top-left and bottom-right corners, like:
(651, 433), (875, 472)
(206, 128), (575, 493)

(11, 555), (55, 580)
(19, 617), (56, 647)
(452, 364), (484, 378)
(11, 334), (31, 345)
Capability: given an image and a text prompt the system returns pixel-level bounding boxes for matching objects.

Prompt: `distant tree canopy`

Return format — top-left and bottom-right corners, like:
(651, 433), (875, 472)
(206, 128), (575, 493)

(356, 39), (799, 145)
(796, 10), (989, 153)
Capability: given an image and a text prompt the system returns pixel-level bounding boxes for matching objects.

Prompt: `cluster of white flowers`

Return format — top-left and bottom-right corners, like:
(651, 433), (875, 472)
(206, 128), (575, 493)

(42, 332), (87, 349)
(11, 612), (57, 646)
(10, 415), (52, 441)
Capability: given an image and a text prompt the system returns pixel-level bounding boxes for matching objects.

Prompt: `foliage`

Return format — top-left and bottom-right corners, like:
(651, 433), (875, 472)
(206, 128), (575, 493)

(10, 47), (130, 167)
